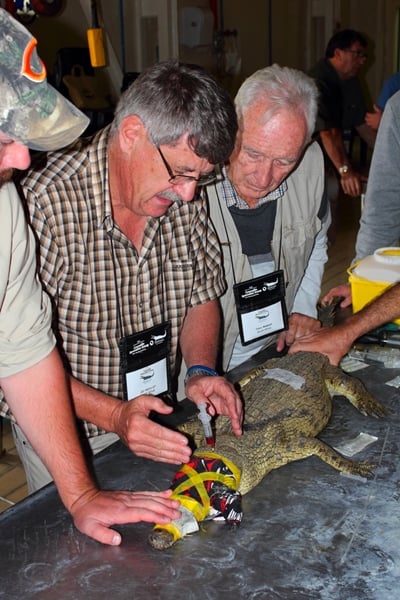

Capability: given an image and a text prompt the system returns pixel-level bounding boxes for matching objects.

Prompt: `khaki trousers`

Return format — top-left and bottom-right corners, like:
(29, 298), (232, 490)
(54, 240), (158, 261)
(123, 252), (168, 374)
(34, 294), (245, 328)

(12, 422), (119, 494)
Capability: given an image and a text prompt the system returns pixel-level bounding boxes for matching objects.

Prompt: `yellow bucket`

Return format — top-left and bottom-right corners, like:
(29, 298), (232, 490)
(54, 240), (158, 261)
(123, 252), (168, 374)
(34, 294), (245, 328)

(348, 247), (400, 325)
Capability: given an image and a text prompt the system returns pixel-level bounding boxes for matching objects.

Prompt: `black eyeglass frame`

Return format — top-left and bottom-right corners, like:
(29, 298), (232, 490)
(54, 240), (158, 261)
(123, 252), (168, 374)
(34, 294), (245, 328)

(157, 146), (218, 186)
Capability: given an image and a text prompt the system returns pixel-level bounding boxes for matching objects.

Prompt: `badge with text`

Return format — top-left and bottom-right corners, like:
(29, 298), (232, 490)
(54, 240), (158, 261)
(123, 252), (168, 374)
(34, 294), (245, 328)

(119, 321), (171, 400)
(233, 270), (288, 345)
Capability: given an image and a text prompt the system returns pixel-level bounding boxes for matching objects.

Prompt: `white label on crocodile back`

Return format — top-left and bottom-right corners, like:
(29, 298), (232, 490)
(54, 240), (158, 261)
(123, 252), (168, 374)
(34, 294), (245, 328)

(262, 368), (305, 390)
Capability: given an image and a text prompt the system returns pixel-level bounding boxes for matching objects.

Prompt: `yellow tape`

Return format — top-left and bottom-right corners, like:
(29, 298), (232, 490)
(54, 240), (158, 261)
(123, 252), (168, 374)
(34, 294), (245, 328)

(170, 493), (209, 522)
(152, 452), (242, 541)
(194, 450), (242, 486)
(170, 452), (241, 517)
(153, 522), (183, 542)
(175, 464), (211, 509)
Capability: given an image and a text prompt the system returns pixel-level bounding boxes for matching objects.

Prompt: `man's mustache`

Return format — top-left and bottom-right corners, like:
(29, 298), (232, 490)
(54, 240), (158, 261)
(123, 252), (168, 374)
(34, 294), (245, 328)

(159, 189), (183, 207)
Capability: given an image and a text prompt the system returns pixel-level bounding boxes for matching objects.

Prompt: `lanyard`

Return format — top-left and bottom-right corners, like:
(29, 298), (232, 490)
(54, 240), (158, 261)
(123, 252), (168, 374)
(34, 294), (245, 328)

(107, 221), (167, 340)
(211, 181), (288, 346)
(107, 221), (171, 400)
(211, 182), (284, 282)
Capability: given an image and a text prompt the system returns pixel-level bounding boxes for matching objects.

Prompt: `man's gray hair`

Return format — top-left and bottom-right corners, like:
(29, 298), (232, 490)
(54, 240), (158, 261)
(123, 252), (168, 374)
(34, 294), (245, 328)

(235, 63), (318, 140)
(110, 60), (237, 165)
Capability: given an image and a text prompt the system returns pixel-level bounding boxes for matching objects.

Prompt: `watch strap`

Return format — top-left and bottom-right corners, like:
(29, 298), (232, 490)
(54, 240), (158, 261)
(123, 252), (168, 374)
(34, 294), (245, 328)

(184, 365), (218, 385)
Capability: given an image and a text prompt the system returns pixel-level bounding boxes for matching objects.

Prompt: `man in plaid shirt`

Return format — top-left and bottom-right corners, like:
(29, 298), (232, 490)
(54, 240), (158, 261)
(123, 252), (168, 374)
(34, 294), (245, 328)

(13, 61), (243, 492)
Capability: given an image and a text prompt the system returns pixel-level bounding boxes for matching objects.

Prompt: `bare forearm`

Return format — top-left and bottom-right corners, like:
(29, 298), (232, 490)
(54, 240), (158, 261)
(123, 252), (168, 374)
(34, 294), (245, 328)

(319, 128), (349, 171)
(70, 371), (193, 467)
(180, 300), (243, 434)
(320, 128), (361, 196)
(1, 351), (185, 546)
(69, 375), (122, 432)
(341, 283), (400, 342)
(355, 123), (377, 149)
(289, 284), (400, 365)
(1, 349), (96, 511)
(180, 300), (220, 368)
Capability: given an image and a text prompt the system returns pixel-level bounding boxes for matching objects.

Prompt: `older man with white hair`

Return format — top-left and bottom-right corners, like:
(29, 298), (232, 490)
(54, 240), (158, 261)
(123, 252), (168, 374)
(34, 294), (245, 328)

(206, 64), (330, 371)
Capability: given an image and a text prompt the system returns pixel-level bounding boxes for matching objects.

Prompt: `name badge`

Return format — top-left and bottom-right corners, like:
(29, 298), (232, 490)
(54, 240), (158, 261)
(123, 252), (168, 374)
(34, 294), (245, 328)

(233, 270), (288, 346)
(119, 321), (171, 400)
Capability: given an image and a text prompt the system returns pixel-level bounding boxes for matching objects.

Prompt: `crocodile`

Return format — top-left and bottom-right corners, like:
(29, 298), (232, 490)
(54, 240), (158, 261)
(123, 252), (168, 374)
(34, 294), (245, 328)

(148, 351), (387, 550)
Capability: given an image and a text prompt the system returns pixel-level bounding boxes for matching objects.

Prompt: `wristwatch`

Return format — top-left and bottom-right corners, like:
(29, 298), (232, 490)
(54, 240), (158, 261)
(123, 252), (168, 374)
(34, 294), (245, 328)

(338, 165), (349, 176)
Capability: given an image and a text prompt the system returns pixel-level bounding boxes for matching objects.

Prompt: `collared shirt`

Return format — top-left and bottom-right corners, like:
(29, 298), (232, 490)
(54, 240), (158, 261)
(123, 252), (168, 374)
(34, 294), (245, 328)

(308, 58), (366, 133)
(308, 58), (343, 132)
(0, 183), (55, 418)
(207, 141), (327, 372)
(21, 126), (225, 438)
(219, 165), (287, 209)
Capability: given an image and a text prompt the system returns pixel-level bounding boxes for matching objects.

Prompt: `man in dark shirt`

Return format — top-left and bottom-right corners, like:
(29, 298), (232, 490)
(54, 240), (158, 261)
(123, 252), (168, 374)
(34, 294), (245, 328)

(309, 29), (376, 242)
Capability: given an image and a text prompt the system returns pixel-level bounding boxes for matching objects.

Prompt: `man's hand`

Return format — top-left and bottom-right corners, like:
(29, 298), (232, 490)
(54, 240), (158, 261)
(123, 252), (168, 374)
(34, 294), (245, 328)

(185, 376), (243, 436)
(276, 313), (321, 352)
(71, 488), (182, 546)
(321, 283), (352, 308)
(339, 167), (364, 197)
(111, 395), (192, 465)
(288, 324), (354, 366)
(365, 104), (383, 130)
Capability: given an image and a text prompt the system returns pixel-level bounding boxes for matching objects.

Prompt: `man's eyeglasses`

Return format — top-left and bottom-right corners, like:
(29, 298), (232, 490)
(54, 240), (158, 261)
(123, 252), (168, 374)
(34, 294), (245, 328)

(344, 49), (368, 59)
(157, 146), (218, 186)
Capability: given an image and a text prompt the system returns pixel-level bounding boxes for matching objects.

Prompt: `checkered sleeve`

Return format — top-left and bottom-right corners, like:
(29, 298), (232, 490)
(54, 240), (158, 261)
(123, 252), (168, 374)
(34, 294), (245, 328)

(188, 197), (226, 307)
(24, 186), (66, 315)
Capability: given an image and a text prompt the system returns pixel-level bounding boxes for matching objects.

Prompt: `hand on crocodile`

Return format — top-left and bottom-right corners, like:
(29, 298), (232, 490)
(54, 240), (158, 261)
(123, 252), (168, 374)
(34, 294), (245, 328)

(149, 352), (386, 549)
(288, 324), (354, 366)
(185, 375), (243, 436)
(72, 487), (182, 546)
(322, 283), (352, 308)
(276, 313), (321, 352)
(111, 395), (192, 464)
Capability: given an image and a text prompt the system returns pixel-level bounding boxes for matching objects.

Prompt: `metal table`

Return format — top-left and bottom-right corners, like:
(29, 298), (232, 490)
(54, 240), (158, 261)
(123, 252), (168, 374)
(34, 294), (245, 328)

(1, 355), (400, 600)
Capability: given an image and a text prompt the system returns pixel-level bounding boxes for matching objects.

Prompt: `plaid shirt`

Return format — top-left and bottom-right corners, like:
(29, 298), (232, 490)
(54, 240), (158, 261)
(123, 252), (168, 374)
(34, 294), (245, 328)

(220, 165), (287, 209)
(19, 127), (225, 438)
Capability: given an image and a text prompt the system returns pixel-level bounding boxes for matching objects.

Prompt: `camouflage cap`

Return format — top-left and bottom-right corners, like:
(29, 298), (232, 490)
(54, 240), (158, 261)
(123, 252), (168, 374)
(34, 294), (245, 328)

(0, 8), (89, 151)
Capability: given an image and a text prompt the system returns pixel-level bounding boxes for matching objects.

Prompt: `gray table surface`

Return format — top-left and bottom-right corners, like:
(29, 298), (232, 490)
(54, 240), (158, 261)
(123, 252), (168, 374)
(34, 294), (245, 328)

(1, 353), (400, 600)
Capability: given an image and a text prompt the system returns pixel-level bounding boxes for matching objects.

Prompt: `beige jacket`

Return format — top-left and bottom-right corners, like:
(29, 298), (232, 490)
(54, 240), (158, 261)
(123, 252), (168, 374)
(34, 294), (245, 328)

(207, 141), (329, 371)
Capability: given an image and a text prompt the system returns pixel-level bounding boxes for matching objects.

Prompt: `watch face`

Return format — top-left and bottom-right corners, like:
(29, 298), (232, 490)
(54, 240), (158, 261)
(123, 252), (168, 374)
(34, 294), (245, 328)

(340, 165), (349, 175)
